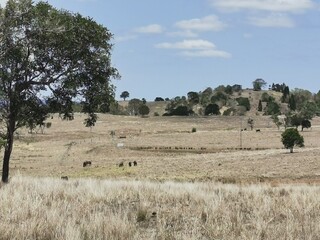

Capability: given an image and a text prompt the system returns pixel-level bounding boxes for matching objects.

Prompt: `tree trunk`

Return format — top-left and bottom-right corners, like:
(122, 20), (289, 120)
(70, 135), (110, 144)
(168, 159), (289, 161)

(290, 148), (293, 153)
(2, 118), (15, 183)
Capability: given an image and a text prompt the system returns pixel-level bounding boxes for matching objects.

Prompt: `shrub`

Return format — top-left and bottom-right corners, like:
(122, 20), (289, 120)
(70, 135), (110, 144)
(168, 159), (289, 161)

(192, 127), (197, 133)
(236, 97), (250, 111)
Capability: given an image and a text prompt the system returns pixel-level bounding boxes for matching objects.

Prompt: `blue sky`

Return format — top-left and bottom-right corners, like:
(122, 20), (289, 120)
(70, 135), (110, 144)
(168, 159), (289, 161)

(1, 0), (320, 100)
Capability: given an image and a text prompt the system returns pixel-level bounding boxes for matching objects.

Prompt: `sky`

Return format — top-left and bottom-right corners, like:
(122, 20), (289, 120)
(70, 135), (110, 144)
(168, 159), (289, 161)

(1, 0), (320, 100)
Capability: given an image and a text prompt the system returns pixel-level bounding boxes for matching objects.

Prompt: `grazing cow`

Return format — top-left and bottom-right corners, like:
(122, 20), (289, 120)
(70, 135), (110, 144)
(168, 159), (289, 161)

(61, 176), (68, 181)
(133, 161), (137, 166)
(256, 129), (261, 132)
(119, 162), (124, 167)
(83, 161), (92, 167)
(129, 162), (132, 167)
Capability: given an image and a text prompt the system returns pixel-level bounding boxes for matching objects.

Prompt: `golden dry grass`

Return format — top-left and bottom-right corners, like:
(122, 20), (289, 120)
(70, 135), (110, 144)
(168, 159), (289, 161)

(1, 176), (320, 240)
(7, 113), (320, 184)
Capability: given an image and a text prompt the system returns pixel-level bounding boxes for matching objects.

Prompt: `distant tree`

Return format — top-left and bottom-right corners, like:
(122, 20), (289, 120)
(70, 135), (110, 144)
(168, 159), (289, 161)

(288, 94), (297, 111)
(236, 97), (250, 111)
(281, 86), (290, 103)
(142, 98), (147, 104)
(291, 88), (313, 110)
(281, 128), (304, 153)
(300, 102), (317, 120)
(187, 92), (200, 105)
(301, 119), (311, 131)
(253, 79), (267, 91)
(128, 99), (143, 115)
(138, 105), (150, 117)
(290, 114), (303, 129)
(165, 98), (170, 101)
(170, 106), (193, 116)
(120, 91), (130, 101)
(155, 97), (165, 102)
(258, 100), (263, 112)
(205, 104), (220, 116)
(225, 85), (233, 95)
(200, 87), (213, 105)
(232, 84), (242, 92)
(264, 101), (281, 116)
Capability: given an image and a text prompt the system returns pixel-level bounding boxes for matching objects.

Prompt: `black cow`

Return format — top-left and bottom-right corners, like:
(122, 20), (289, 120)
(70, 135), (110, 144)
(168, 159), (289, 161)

(83, 161), (92, 167)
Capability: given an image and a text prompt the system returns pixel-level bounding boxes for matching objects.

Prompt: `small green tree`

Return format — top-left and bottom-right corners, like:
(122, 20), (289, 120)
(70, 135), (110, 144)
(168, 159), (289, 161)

(120, 91), (130, 101)
(301, 119), (311, 131)
(138, 104), (150, 117)
(258, 100), (263, 112)
(205, 104), (220, 116)
(253, 78), (267, 91)
(281, 128), (304, 153)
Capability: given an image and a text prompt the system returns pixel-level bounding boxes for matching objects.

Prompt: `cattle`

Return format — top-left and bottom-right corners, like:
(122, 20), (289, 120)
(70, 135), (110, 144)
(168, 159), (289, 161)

(129, 162), (132, 167)
(83, 161), (92, 167)
(133, 161), (137, 166)
(119, 162), (124, 167)
(61, 176), (68, 180)
(256, 129), (261, 132)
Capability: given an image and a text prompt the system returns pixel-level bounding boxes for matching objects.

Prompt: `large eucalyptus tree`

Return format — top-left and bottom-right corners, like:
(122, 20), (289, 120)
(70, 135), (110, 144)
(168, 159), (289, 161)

(0, 0), (119, 182)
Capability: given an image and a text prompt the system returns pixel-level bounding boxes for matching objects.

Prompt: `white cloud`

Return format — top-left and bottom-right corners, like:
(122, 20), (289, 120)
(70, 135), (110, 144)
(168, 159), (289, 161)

(134, 24), (164, 34)
(182, 49), (231, 58)
(249, 13), (295, 28)
(175, 15), (227, 32)
(156, 39), (216, 50)
(155, 39), (231, 58)
(210, 0), (314, 13)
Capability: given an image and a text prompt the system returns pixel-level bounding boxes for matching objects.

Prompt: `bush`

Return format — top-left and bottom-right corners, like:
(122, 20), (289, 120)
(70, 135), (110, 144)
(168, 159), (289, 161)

(236, 97), (250, 111)
(192, 127), (197, 133)
(205, 104), (220, 116)
(154, 97), (164, 102)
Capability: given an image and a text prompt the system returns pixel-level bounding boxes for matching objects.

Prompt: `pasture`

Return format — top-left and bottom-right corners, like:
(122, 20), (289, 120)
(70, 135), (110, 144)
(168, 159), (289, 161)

(9, 113), (320, 184)
(2, 114), (320, 239)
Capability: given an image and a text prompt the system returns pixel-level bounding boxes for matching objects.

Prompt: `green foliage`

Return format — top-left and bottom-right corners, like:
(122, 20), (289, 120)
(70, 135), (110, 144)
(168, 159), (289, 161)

(0, 0), (119, 182)
(205, 104), (220, 116)
(236, 97), (250, 111)
(281, 128), (304, 153)
(301, 119), (311, 131)
(170, 106), (193, 116)
(264, 101), (281, 116)
(128, 99), (143, 116)
(138, 104), (150, 116)
(291, 89), (313, 110)
(253, 79), (267, 91)
(192, 127), (197, 133)
(211, 92), (228, 105)
(187, 92), (200, 105)
(120, 91), (130, 101)
(288, 94), (297, 111)
(199, 87), (213, 106)
(258, 100), (263, 112)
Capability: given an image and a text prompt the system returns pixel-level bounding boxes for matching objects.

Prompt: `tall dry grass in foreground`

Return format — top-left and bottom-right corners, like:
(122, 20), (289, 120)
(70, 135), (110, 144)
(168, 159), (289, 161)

(1, 176), (320, 240)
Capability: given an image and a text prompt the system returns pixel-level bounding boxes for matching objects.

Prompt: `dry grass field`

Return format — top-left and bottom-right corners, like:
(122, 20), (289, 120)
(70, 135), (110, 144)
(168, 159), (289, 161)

(2, 114), (320, 239)
(8, 113), (320, 183)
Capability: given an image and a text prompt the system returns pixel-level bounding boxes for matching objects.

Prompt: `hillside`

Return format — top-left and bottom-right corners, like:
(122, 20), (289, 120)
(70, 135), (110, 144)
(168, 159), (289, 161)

(120, 89), (288, 117)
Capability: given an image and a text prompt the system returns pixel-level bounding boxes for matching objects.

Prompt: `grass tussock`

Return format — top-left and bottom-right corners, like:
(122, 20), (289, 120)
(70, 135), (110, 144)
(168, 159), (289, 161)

(1, 176), (320, 239)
